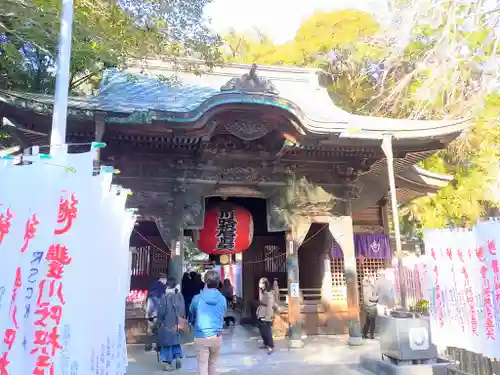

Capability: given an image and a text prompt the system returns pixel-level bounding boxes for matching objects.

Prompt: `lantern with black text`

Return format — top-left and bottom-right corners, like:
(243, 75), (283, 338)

(198, 204), (254, 255)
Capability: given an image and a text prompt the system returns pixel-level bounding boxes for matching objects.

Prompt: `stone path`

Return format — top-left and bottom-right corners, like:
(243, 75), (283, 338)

(126, 325), (377, 375)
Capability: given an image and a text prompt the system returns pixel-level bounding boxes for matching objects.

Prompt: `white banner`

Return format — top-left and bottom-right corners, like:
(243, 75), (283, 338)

(0, 150), (135, 375)
(423, 221), (500, 358)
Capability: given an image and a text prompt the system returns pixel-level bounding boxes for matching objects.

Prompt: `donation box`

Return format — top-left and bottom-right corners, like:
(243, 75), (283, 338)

(379, 312), (438, 361)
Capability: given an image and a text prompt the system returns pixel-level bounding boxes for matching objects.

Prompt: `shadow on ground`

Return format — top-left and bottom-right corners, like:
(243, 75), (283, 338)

(126, 325), (378, 375)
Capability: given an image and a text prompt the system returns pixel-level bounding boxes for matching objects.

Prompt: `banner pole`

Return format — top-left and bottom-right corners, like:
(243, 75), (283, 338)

(50, 0), (74, 155)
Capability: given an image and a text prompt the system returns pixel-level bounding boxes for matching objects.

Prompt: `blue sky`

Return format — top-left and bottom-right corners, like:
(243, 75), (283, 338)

(204, 0), (387, 44)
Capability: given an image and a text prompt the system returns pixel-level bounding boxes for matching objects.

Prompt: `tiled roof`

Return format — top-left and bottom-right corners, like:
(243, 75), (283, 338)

(0, 62), (470, 139)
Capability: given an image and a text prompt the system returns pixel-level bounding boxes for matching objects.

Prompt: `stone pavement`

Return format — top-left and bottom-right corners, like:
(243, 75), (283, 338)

(126, 325), (378, 375)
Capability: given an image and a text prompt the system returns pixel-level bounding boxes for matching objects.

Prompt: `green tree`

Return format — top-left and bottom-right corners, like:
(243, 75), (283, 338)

(221, 4), (500, 232)
(0, 0), (222, 94)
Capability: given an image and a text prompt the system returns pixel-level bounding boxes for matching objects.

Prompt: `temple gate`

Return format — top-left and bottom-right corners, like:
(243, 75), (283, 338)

(0, 60), (466, 346)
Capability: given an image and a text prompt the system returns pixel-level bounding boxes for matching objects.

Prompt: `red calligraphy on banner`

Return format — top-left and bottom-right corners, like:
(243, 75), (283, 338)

(32, 242), (72, 375)
(3, 329), (16, 351)
(1, 266), (22, 374)
(10, 267), (22, 329)
(431, 248), (436, 260)
(433, 265), (444, 328)
(54, 194), (78, 235)
(446, 248), (453, 260)
(456, 250), (465, 332)
(0, 207), (13, 245)
(480, 265), (495, 340)
(462, 266), (479, 336)
(46, 245), (71, 272)
(491, 260), (500, 303)
(21, 214), (40, 253)
(476, 246), (485, 262)
(0, 352), (10, 375)
(488, 240), (497, 255)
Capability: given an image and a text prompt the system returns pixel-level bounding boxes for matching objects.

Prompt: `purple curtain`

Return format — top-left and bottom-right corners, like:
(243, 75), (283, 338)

(331, 234), (392, 260)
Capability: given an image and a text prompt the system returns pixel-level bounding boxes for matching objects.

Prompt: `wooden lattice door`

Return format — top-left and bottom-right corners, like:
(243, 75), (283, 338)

(357, 259), (387, 303)
(330, 258), (389, 303)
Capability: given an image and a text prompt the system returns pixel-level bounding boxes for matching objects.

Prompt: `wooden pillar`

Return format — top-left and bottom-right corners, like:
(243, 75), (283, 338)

(321, 225), (333, 301)
(380, 197), (390, 235)
(328, 215), (363, 346)
(286, 216), (311, 348)
(155, 192), (185, 287)
(156, 222), (184, 287)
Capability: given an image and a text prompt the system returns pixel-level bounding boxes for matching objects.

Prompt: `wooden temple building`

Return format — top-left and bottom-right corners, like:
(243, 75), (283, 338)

(0, 60), (467, 346)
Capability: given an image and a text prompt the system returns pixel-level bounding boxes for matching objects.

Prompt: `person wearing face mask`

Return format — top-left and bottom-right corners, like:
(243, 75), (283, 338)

(144, 273), (167, 351)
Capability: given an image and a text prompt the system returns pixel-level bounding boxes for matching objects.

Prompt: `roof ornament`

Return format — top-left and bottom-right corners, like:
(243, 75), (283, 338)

(220, 64), (279, 95)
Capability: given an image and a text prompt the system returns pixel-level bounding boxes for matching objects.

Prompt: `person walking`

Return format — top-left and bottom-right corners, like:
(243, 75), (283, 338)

(189, 270), (227, 375)
(191, 271), (205, 295)
(362, 277), (379, 339)
(221, 278), (234, 305)
(181, 272), (194, 317)
(155, 277), (187, 371)
(144, 273), (167, 351)
(256, 277), (277, 355)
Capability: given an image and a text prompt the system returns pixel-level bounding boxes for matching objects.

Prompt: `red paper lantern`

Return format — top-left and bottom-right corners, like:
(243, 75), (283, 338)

(198, 204), (254, 255)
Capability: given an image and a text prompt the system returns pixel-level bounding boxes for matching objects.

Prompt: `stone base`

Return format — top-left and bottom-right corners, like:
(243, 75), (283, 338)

(288, 339), (304, 349)
(359, 355), (454, 375)
(347, 336), (364, 346)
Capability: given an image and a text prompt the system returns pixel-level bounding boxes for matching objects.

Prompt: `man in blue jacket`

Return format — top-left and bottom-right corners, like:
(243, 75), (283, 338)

(189, 270), (227, 375)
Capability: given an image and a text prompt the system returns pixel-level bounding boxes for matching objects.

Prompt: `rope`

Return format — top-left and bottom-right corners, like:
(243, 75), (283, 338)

(133, 228), (172, 257)
(132, 223), (329, 265)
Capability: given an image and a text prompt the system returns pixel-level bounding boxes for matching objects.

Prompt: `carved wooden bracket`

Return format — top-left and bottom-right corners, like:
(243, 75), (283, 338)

(183, 189), (205, 230)
(265, 177), (358, 232)
(224, 118), (277, 141)
(155, 192), (185, 248)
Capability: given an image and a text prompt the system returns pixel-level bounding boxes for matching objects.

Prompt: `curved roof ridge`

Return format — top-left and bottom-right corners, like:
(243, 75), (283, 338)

(0, 64), (471, 140)
(397, 165), (454, 191)
(411, 165), (454, 182)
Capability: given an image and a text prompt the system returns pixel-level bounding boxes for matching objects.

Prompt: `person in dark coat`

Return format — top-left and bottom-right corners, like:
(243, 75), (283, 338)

(191, 272), (204, 294)
(144, 273), (167, 351)
(156, 277), (186, 371)
(181, 272), (193, 316)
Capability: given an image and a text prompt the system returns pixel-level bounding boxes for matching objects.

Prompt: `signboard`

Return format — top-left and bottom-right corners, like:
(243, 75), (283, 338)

(174, 241), (181, 256)
(290, 282), (300, 298)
